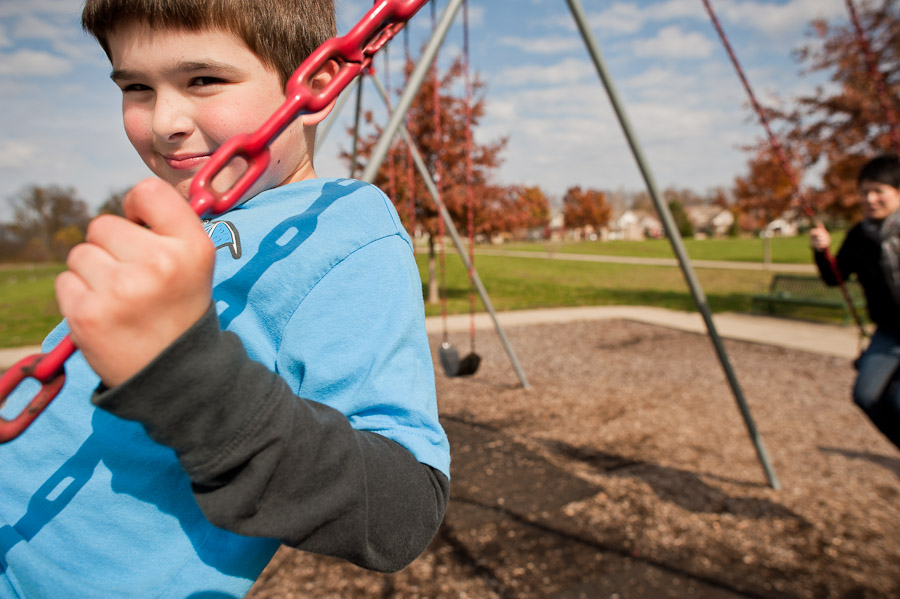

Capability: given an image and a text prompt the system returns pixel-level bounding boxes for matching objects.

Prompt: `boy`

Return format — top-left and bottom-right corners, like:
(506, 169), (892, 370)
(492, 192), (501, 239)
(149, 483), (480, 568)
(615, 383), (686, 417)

(0, 1), (450, 597)
(811, 154), (900, 451)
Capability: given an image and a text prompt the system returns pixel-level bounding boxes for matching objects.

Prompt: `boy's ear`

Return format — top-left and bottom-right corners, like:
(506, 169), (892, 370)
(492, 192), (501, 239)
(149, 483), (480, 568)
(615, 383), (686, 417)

(300, 60), (341, 126)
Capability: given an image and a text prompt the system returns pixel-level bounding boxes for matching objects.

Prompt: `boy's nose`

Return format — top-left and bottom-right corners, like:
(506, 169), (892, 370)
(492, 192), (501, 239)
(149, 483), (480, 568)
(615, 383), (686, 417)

(152, 94), (194, 141)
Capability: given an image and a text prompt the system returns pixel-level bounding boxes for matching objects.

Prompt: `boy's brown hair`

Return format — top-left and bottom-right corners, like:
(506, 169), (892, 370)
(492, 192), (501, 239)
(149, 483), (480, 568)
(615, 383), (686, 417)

(82, 0), (337, 87)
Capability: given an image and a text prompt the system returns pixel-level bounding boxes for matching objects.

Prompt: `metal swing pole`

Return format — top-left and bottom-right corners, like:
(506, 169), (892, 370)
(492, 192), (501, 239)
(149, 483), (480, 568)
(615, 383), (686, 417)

(565, 0), (780, 489)
(369, 72), (531, 389)
(349, 77), (365, 178)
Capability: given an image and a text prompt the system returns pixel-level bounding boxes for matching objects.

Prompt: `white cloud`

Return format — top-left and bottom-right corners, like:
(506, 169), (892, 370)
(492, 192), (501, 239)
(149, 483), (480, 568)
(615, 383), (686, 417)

(631, 101), (718, 140)
(579, 0), (704, 35)
(0, 48), (71, 76)
(482, 97), (518, 123)
(14, 13), (69, 41)
(653, 0), (708, 20)
(52, 36), (106, 65)
(624, 65), (692, 90)
(633, 25), (714, 58)
(717, 0), (845, 37)
(587, 3), (645, 34)
(495, 57), (593, 87)
(0, 0), (76, 19)
(0, 140), (37, 169)
(498, 35), (582, 55)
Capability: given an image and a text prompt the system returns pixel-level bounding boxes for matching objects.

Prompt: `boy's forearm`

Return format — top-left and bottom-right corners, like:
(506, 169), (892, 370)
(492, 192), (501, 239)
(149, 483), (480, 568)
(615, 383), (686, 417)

(91, 305), (448, 572)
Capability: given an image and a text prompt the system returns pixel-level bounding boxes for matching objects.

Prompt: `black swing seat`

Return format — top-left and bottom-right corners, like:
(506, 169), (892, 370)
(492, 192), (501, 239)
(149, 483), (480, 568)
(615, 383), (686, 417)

(439, 341), (481, 377)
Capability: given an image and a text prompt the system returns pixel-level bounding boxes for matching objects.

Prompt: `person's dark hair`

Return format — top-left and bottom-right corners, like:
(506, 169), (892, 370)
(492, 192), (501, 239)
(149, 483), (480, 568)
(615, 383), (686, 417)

(82, 0), (336, 87)
(858, 154), (900, 189)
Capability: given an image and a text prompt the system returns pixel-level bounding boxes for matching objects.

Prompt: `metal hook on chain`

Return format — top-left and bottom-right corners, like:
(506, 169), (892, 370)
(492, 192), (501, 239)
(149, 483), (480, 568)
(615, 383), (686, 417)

(0, 0), (430, 443)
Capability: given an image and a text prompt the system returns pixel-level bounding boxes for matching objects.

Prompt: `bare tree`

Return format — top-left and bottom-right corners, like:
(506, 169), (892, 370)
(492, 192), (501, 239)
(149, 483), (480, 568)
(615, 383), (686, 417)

(96, 187), (131, 217)
(10, 184), (90, 261)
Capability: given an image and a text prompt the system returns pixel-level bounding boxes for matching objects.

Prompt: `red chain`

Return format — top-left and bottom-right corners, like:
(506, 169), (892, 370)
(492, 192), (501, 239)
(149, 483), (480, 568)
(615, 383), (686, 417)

(702, 0), (867, 336)
(463, 0), (477, 352)
(0, 0), (430, 443)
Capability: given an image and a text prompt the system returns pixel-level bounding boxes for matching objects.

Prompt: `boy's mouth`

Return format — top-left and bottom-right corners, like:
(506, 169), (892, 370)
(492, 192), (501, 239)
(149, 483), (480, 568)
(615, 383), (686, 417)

(164, 152), (211, 170)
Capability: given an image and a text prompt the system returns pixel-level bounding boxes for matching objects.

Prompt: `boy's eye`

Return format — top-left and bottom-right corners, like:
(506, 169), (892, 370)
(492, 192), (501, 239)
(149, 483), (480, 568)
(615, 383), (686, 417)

(191, 76), (226, 87)
(122, 83), (151, 92)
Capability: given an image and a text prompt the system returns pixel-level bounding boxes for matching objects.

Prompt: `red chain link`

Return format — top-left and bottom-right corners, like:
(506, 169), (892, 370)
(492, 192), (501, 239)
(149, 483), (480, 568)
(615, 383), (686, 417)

(0, 0), (430, 443)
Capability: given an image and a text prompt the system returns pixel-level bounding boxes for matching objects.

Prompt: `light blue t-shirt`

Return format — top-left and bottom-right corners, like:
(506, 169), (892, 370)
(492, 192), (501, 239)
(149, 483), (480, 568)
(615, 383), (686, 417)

(0, 179), (449, 598)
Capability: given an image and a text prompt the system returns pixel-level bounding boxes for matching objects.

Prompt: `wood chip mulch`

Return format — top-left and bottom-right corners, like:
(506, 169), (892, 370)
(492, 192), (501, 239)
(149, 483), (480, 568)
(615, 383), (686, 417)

(247, 318), (900, 599)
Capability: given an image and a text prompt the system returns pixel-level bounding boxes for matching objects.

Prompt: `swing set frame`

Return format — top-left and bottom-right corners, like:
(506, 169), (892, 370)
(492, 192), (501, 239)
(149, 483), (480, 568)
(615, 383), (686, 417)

(339, 0), (787, 488)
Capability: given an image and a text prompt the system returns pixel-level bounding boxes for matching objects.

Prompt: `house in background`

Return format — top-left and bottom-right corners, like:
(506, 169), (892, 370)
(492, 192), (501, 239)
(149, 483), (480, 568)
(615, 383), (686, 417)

(764, 208), (803, 237)
(686, 205), (735, 238)
(543, 210), (566, 241)
(764, 217), (799, 237)
(608, 210), (663, 240)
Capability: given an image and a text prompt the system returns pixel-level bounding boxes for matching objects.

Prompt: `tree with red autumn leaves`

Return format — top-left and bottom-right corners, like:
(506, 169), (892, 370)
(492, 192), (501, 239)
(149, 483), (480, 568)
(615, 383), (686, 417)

(345, 56), (549, 302)
(480, 185), (550, 239)
(734, 0), (900, 225)
(733, 148), (797, 230)
(562, 186), (611, 236)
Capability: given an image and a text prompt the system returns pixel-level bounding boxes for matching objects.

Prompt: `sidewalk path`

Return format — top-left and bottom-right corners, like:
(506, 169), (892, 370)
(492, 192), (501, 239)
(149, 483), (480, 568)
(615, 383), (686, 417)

(1, 306), (860, 372)
(0, 346), (41, 371)
(427, 305), (862, 360)
(474, 248), (817, 273)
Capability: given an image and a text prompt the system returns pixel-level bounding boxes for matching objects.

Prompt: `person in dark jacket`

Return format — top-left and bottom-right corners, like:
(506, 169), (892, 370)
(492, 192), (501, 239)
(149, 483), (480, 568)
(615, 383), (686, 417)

(811, 154), (900, 451)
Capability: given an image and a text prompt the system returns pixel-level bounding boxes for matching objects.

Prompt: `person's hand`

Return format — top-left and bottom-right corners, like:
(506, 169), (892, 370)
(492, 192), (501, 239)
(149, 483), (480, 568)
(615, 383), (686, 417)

(56, 178), (215, 387)
(809, 223), (831, 251)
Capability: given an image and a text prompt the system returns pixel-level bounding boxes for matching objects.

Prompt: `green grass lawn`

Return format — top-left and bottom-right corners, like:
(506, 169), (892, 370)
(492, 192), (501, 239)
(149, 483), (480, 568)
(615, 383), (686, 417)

(0, 263), (65, 348)
(0, 235), (845, 348)
(419, 252), (774, 319)
(501, 232), (846, 264)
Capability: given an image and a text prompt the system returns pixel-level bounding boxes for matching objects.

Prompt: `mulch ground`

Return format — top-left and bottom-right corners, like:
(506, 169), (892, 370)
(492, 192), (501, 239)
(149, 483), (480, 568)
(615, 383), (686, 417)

(247, 318), (900, 599)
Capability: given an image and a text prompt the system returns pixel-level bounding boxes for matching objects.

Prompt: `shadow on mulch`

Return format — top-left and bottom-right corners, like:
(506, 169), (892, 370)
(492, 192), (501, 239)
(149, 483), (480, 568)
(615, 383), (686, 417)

(439, 415), (766, 599)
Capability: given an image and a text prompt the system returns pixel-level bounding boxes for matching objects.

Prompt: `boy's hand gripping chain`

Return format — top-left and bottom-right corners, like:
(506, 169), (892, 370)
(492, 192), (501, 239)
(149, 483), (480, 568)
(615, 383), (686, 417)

(0, 0), (429, 443)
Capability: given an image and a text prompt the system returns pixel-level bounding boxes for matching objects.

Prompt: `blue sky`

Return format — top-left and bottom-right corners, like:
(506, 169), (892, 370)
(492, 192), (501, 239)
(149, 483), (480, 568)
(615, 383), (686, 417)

(0, 0), (850, 221)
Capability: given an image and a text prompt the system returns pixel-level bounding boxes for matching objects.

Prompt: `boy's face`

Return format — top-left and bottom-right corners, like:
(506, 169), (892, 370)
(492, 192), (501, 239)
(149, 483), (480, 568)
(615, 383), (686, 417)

(859, 181), (900, 221)
(108, 23), (312, 199)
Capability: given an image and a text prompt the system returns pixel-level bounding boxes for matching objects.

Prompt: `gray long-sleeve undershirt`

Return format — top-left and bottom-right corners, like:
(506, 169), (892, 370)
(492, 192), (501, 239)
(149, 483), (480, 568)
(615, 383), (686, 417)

(91, 305), (449, 573)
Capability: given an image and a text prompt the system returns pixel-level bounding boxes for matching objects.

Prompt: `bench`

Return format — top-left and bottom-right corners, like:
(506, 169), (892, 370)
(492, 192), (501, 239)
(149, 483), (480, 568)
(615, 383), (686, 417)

(751, 274), (867, 324)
